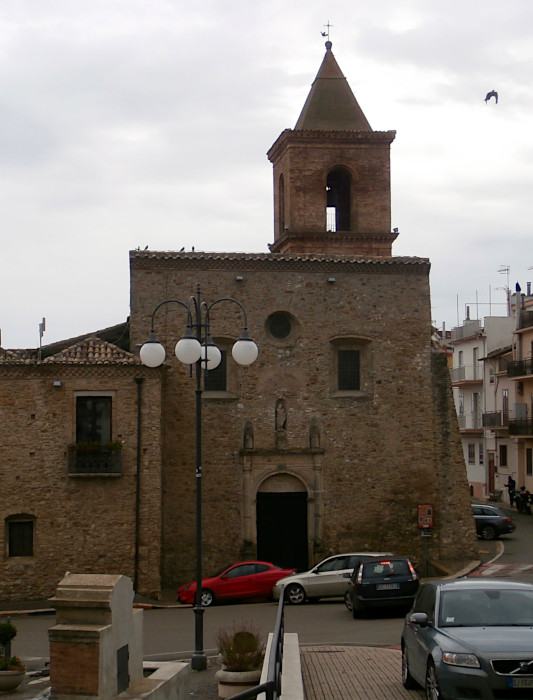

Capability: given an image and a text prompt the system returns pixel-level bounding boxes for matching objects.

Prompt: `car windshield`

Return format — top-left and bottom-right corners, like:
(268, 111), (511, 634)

(439, 589), (533, 627)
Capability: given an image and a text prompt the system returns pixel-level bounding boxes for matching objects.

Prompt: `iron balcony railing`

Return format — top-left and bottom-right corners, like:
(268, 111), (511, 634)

(507, 358), (533, 378)
(230, 594), (285, 700)
(68, 447), (122, 474)
(508, 419), (533, 436)
(482, 411), (510, 428)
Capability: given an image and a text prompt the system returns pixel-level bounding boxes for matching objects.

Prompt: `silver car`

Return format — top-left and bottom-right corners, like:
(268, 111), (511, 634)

(402, 577), (533, 699)
(272, 552), (392, 605)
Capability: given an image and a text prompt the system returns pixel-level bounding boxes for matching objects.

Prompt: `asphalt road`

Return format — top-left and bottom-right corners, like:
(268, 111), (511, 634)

(7, 501), (533, 664)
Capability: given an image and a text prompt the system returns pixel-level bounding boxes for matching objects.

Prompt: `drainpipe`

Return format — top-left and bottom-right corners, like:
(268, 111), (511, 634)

(134, 377), (144, 593)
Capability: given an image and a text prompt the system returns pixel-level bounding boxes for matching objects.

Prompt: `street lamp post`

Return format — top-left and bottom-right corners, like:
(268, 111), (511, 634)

(139, 284), (258, 671)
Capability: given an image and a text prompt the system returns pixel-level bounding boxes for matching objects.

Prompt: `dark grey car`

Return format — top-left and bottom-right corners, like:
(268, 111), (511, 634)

(472, 504), (516, 540)
(402, 578), (533, 700)
(347, 556), (419, 617)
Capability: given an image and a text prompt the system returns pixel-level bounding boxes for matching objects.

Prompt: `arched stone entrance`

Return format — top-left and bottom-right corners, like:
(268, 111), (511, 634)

(256, 474), (308, 571)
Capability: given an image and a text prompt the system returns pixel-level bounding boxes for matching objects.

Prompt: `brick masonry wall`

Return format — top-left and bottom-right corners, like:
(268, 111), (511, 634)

(50, 640), (100, 695)
(0, 365), (163, 601)
(130, 253), (479, 587)
(270, 132), (394, 240)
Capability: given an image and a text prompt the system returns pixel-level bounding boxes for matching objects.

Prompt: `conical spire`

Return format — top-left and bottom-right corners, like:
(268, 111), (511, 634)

(295, 41), (372, 131)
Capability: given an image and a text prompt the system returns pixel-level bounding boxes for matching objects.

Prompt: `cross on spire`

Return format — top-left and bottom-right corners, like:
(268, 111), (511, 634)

(321, 20), (333, 40)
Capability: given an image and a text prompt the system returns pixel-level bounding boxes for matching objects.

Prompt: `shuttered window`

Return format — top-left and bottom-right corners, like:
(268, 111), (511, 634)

(8, 519), (34, 557)
(338, 350), (360, 391)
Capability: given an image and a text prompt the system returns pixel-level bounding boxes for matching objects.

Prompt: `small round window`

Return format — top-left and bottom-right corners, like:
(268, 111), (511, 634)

(267, 312), (292, 339)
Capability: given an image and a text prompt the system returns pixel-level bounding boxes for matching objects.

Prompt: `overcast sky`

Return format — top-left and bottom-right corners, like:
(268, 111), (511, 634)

(1, 0), (532, 348)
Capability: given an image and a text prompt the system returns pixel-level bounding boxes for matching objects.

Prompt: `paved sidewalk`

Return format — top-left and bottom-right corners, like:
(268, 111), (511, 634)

(301, 645), (422, 699)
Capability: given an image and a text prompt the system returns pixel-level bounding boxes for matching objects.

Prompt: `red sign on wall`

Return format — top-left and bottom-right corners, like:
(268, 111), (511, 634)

(418, 504), (434, 529)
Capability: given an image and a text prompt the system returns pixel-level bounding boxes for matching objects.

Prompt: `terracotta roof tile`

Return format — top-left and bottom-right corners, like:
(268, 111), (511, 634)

(0, 337), (139, 365)
(0, 348), (38, 364)
(130, 250), (428, 266)
(42, 337), (139, 365)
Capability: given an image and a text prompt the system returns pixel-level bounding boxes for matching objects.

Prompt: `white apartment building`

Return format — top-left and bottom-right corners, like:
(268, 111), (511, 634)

(449, 308), (517, 498)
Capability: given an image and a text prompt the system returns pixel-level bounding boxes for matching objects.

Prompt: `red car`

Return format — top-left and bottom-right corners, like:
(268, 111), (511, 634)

(177, 560), (296, 606)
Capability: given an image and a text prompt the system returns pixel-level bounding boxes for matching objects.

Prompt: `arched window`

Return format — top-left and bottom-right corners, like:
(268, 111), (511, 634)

(326, 168), (351, 232)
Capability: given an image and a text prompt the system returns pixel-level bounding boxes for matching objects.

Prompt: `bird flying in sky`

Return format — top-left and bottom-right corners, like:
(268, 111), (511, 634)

(484, 90), (498, 104)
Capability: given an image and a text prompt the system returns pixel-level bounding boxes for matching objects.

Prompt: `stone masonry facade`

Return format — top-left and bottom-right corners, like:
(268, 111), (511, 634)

(0, 344), (163, 601)
(129, 252), (479, 587)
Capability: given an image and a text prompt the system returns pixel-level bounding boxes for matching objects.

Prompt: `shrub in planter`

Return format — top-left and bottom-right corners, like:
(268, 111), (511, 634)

(217, 625), (264, 672)
(0, 623), (25, 692)
(215, 622), (264, 699)
(0, 656), (25, 672)
(0, 622), (18, 659)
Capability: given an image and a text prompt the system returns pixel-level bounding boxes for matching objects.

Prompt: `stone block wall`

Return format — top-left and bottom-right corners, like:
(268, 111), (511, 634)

(130, 251), (479, 587)
(0, 364), (163, 601)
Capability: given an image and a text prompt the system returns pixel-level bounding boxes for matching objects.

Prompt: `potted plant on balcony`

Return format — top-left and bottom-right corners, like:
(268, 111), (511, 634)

(215, 622), (264, 699)
(0, 622), (26, 692)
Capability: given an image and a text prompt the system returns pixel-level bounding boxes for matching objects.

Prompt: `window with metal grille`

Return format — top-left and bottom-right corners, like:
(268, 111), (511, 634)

(468, 443), (475, 465)
(76, 396), (111, 444)
(8, 519), (34, 557)
(527, 448), (532, 476)
(338, 350), (360, 391)
(204, 350), (227, 391)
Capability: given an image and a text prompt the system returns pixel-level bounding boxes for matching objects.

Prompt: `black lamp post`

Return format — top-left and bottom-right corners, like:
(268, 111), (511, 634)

(139, 284), (258, 671)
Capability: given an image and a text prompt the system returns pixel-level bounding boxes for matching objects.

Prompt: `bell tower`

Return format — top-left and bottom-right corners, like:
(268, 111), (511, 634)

(268, 42), (398, 256)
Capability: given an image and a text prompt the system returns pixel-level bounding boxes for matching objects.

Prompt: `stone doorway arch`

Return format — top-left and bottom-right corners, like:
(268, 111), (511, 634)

(256, 474), (309, 571)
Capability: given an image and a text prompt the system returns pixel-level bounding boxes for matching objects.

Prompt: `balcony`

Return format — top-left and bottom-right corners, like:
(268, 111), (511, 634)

(507, 358), (533, 378)
(450, 364), (483, 383)
(457, 412), (483, 431)
(519, 309), (533, 330)
(68, 445), (122, 475)
(508, 419), (533, 436)
(482, 411), (509, 429)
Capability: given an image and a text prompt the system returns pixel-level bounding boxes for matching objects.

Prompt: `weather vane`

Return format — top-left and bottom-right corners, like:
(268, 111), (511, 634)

(321, 20), (333, 40)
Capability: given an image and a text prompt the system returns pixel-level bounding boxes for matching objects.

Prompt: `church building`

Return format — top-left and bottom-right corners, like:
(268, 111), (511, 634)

(129, 41), (478, 587)
(0, 42), (478, 601)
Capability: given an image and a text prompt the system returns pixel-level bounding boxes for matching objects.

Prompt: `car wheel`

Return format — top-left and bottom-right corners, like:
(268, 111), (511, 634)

(200, 589), (215, 607)
(481, 524), (497, 540)
(401, 645), (419, 689)
(344, 591), (353, 612)
(285, 583), (306, 605)
(425, 659), (442, 700)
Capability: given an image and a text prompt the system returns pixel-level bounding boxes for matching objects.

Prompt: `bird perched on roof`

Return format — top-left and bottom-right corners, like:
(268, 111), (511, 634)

(484, 90), (498, 104)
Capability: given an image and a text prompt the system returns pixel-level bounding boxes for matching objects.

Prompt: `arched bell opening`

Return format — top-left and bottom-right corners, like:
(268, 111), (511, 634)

(326, 167), (352, 232)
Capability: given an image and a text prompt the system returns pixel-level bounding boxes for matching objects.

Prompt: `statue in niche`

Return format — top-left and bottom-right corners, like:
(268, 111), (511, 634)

(309, 421), (321, 449)
(243, 421), (254, 450)
(275, 398), (287, 449)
